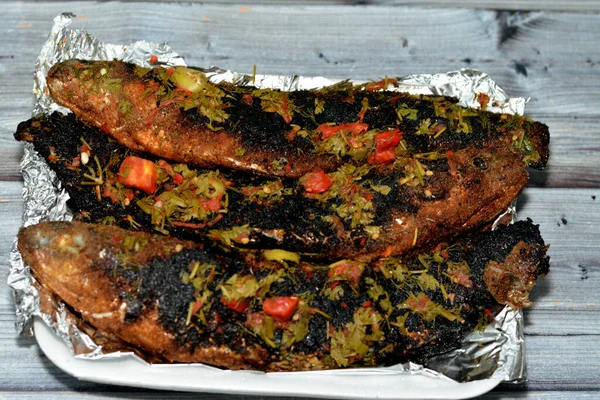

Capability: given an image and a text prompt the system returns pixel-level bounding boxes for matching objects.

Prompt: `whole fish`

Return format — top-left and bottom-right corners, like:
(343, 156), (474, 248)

(18, 112), (535, 260)
(18, 220), (549, 371)
(46, 60), (549, 179)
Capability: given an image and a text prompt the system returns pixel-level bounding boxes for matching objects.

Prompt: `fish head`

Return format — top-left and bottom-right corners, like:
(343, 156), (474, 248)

(46, 59), (132, 132)
(47, 59), (115, 103)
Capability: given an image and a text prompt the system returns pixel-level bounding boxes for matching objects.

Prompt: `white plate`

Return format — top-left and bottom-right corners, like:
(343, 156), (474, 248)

(35, 317), (501, 399)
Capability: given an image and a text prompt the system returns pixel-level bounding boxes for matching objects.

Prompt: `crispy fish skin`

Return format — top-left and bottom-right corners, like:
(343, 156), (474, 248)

(46, 60), (333, 178)
(46, 60), (549, 179)
(17, 112), (528, 261)
(19, 220), (548, 371)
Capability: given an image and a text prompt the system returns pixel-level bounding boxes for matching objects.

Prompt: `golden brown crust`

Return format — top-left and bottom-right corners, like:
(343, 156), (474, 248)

(47, 60), (333, 178)
(18, 222), (267, 369)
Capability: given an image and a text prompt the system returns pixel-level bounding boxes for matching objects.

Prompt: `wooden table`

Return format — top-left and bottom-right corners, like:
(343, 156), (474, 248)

(1, 1), (599, 399)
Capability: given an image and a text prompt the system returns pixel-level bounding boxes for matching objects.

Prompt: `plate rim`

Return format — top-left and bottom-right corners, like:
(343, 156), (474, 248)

(34, 317), (502, 399)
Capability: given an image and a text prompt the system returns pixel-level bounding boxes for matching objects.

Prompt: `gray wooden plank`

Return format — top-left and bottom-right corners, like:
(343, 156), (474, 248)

(517, 188), (599, 266)
(483, 392), (600, 400)
(12, 0), (600, 13)
(527, 116), (600, 189)
(1, 4), (600, 79)
(0, 2), (598, 399)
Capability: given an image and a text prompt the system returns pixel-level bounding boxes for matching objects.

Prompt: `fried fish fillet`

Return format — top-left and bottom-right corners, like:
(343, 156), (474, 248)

(18, 220), (548, 371)
(46, 60), (549, 178)
(18, 112), (533, 260)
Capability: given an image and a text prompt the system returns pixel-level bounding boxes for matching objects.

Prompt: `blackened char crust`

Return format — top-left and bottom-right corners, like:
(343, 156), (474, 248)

(17, 112), (531, 261)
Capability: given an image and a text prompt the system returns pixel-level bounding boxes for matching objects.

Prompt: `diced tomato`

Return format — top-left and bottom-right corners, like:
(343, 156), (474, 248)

(149, 55), (158, 64)
(365, 77), (398, 91)
(368, 149), (396, 164)
(452, 270), (474, 288)
(362, 301), (372, 308)
(317, 124), (340, 140)
(117, 156), (158, 194)
(281, 96), (292, 124)
(301, 170), (332, 194)
(241, 93), (254, 105)
(367, 129), (403, 165)
(201, 194), (223, 212)
(262, 296), (300, 322)
(329, 261), (363, 284)
(173, 173), (184, 185)
(221, 297), (249, 313)
(407, 295), (431, 312)
(362, 192), (374, 201)
(166, 67), (175, 76)
(477, 92), (490, 110)
(158, 159), (174, 175)
(316, 122), (369, 140)
(374, 129), (402, 151)
(341, 122), (369, 135)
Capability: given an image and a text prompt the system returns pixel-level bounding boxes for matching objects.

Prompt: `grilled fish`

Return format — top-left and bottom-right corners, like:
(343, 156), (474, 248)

(46, 60), (549, 179)
(18, 112), (533, 260)
(19, 220), (548, 371)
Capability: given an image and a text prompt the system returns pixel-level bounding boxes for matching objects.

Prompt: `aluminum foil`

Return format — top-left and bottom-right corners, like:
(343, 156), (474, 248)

(9, 12), (528, 385)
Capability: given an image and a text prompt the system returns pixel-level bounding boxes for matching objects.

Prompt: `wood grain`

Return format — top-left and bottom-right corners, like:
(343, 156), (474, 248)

(12, 0), (600, 13)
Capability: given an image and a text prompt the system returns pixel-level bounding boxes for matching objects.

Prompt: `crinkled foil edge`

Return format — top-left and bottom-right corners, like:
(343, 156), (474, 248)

(9, 12), (527, 385)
